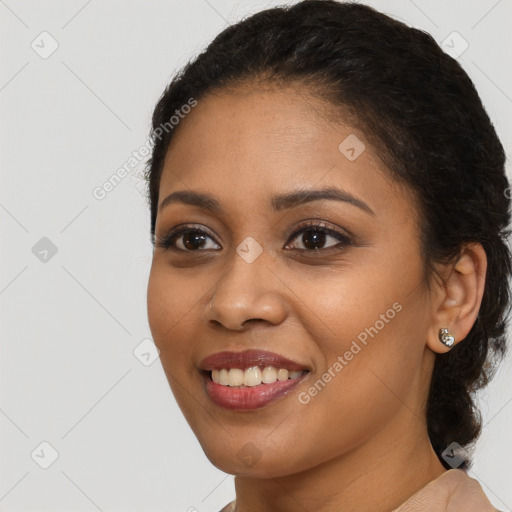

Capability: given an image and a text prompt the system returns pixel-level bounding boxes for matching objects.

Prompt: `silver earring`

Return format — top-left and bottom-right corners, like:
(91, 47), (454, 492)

(438, 328), (455, 348)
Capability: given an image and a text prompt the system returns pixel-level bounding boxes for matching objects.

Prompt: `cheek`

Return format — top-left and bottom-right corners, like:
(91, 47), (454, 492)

(146, 265), (202, 369)
(148, 261), (205, 330)
(275, 258), (427, 448)
(147, 266), (206, 422)
(284, 260), (403, 360)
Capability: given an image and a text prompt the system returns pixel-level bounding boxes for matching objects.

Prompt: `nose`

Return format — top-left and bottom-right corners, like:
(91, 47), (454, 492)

(204, 250), (288, 332)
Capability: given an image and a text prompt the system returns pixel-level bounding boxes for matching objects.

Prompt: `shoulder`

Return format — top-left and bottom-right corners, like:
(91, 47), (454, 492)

(394, 469), (500, 511)
(218, 500), (236, 512)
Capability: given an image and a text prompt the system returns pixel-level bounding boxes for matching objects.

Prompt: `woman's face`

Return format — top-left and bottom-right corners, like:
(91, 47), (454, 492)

(147, 84), (437, 477)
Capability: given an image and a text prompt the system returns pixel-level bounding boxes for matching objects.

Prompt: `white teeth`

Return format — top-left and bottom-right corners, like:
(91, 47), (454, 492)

(228, 368), (244, 386)
(262, 366), (277, 383)
(243, 366), (262, 387)
(210, 366), (307, 387)
(277, 368), (289, 381)
(219, 369), (229, 386)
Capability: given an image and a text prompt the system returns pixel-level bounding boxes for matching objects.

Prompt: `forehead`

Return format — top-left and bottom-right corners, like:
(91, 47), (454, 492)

(158, 86), (413, 221)
(165, 85), (349, 169)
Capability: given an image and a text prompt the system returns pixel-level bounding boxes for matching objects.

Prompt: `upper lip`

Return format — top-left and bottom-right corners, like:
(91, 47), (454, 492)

(199, 349), (310, 372)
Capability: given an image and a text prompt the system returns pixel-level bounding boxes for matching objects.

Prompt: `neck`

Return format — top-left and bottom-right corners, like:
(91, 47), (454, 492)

(232, 410), (446, 512)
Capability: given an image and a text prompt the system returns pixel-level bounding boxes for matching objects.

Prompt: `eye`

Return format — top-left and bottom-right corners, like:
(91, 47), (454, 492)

(284, 220), (352, 251)
(154, 220), (353, 253)
(154, 224), (220, 251)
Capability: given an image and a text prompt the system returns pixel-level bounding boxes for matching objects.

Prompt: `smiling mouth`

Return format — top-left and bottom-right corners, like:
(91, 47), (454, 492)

(200, 367), (310, 410)
(206, 366), (308, 387)
(198, 349), (311, 410)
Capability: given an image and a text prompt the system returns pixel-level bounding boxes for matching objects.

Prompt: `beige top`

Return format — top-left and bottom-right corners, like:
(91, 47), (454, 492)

(218, 500), (236, 512)
(217, 469), (500, 511)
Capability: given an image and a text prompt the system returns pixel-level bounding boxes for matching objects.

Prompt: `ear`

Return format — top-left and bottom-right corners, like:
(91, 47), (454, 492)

(426, 243), (487, 354)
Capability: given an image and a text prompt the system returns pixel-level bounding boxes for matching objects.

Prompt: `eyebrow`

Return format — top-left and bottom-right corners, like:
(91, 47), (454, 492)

(159, 186), (375, 216)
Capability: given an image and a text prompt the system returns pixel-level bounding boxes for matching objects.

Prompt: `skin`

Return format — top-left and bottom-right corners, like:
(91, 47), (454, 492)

(146, 83), (488, 512)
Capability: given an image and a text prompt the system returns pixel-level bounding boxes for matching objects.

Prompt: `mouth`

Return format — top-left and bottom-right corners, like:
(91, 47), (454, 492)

(209, 366), (308, 386)
(198, 349), (311, 410)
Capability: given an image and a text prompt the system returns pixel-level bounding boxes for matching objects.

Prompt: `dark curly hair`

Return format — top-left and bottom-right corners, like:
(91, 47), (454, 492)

(143, 0), (512, 469)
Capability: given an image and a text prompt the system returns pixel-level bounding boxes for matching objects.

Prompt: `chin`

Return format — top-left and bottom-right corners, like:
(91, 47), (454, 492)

(200, 437), (314, 479)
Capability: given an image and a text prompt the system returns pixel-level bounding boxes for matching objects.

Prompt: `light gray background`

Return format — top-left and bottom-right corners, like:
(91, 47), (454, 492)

(1, 1), (511, 511)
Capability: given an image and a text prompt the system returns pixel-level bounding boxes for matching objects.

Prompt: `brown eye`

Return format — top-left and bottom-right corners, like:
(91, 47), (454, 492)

(155, 225), (220, 251)
(285, 221), (352, 251)
(154, 221), (352, 253)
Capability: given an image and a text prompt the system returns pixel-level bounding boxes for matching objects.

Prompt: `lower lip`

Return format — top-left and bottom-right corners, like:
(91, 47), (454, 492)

(202, 372), (308, 410)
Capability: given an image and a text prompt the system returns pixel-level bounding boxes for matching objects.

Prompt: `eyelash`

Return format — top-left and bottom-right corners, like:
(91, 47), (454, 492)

(154, 220), (353, 253)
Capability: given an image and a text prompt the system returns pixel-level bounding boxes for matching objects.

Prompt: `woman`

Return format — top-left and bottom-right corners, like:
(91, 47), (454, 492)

(144, 1), (511, 510)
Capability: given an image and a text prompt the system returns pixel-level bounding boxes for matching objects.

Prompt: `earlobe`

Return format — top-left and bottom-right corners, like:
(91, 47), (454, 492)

(426, 243), (487, 354)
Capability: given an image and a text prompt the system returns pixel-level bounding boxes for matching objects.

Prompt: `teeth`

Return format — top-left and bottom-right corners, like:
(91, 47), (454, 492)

(243, 366), (262, 386)
(219, 369), (229, 385)
(262, 366), (277, 383)
(277, 368), (288, 381)
(210, 366), (306, 387)
(228, 368), (244, 386)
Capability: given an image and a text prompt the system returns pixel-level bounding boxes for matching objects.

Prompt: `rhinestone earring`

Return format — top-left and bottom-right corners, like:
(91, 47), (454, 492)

(438, 328), (455, 348)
